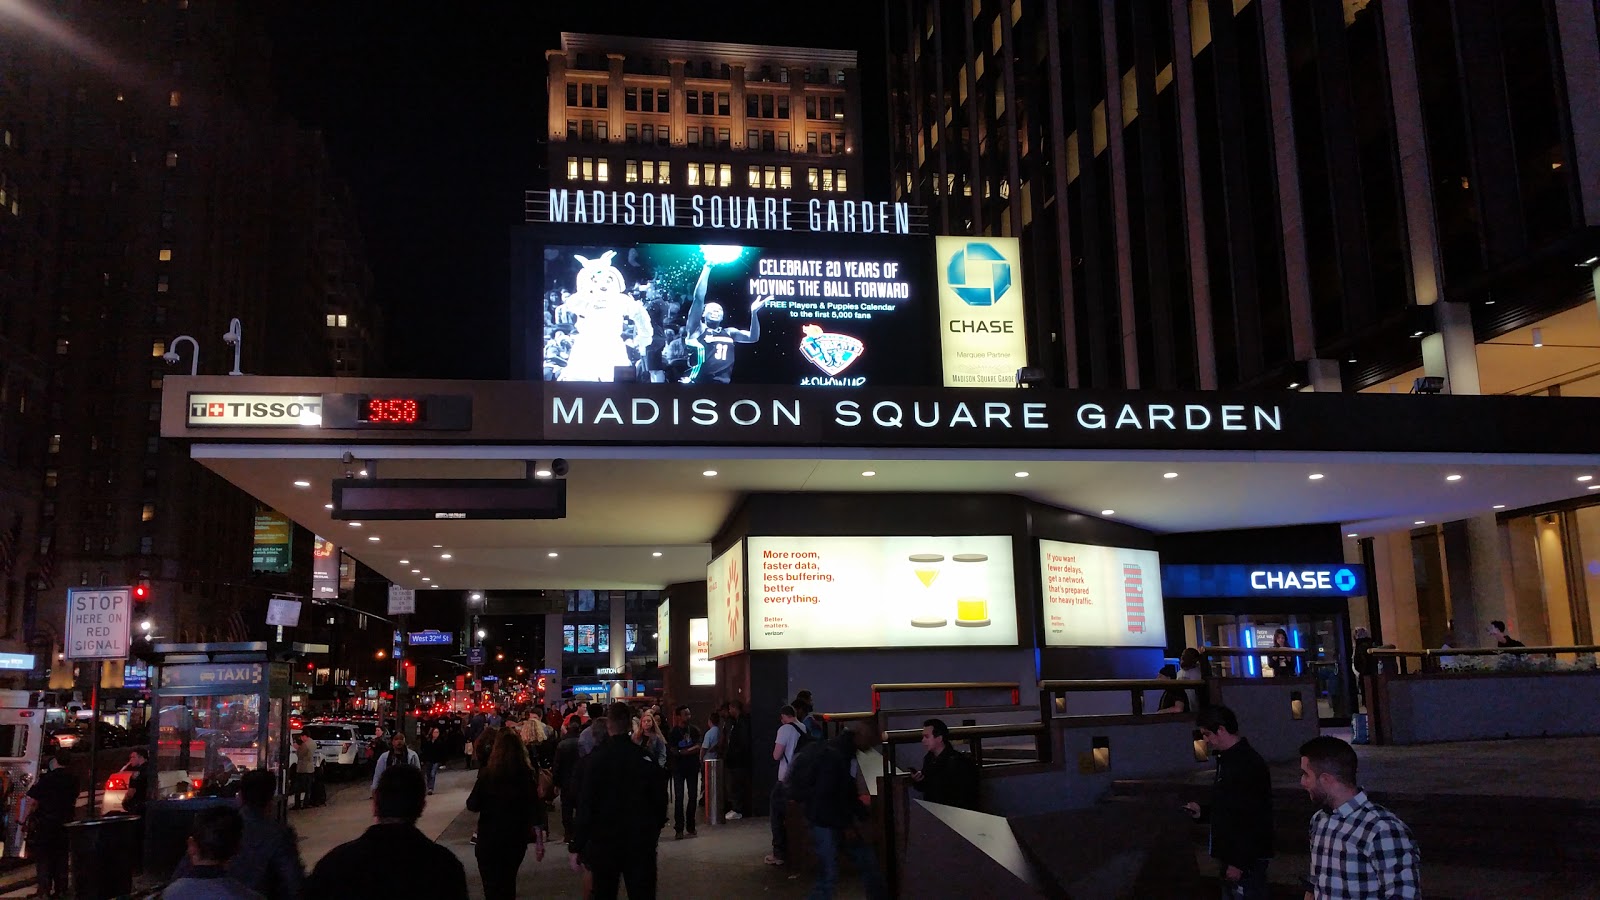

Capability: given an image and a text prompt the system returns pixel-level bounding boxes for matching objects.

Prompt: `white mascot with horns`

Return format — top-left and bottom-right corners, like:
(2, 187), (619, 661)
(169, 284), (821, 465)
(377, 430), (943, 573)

(556, 250), (654, 382)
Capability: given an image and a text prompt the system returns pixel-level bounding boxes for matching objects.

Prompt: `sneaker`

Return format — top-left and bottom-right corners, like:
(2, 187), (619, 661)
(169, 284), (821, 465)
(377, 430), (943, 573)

(725, 811), (743, 820)
(686, 830), (698, 838)
(764, 853), (785, 866)
(470, 833), (477, 845)
(674, 831), (684, 841)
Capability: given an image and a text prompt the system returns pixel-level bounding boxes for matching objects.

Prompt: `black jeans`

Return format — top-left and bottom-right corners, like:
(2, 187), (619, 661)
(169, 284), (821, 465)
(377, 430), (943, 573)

(33, 829), (68, 898)
(672, 767), (699, 834)
(1217, 858), (1270, 900)
(476, 841), (528, 900)
(590, 849), (657, 900)
(560, 796), (577, 840)
(727, 765), (750, 814)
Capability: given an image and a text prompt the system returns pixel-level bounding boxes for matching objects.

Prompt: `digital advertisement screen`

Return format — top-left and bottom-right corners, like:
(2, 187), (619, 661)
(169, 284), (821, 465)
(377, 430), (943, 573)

(689, 618), (716, 686)
(1039, 539), (1166, 648)
(537, 241), (934, 387)
(576, 624), (596, 653)
(562, 625), (576, 654)
(747, 536), (1018, 651)
(657, 599), (671, 667)
(706, 541), (746, 659)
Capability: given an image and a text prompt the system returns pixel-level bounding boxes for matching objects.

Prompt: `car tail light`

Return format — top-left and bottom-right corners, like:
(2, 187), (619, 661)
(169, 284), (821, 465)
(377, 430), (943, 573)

(192, 777), (203, 790)
(104, 772), (130, 791)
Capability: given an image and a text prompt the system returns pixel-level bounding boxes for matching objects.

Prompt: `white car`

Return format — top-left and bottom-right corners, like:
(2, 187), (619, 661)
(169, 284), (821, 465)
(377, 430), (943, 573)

(301, 723), (362, 774)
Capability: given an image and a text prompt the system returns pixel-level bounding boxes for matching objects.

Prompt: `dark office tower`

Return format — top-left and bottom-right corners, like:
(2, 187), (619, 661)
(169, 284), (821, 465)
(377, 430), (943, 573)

(546, 34), (864, 200)
(886, 1), (1600, 393)
(1, 2), (374, 676)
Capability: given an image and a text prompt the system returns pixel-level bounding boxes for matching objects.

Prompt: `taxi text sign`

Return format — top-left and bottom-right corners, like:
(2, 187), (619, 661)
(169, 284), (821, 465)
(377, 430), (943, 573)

(936, 237), (1029, 388)
(65, 588), (133, 660)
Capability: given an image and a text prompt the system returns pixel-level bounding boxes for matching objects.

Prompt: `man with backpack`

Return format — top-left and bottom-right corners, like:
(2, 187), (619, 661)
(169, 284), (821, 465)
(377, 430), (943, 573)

(764, 704), (810, 866)
(909, 718), (980, 810)
(799, 726), (887, 900)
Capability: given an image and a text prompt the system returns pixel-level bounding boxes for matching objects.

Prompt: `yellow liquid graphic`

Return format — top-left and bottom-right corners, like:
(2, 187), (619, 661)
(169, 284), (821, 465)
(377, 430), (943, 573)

(955, 596), (990, 626)
(914, 568), (940, 588)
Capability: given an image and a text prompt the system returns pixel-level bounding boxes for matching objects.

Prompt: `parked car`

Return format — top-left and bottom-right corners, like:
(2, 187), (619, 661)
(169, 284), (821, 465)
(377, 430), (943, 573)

(301, 723), (362, 776)
(45, 724), (83, 752)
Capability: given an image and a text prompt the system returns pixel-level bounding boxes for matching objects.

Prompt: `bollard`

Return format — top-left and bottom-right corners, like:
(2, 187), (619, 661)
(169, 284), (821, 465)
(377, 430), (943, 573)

(703, 758), (725, 826)
(65, 815), (140, 900)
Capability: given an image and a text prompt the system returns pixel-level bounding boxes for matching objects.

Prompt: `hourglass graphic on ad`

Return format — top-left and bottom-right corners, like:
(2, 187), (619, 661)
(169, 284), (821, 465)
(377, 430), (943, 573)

(952, 553), (992, 627)
(908, 553), (948, 628)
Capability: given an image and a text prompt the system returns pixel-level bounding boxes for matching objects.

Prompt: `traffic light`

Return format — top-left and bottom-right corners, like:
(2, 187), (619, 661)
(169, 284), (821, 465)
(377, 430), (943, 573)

(132, 584), (150, 603)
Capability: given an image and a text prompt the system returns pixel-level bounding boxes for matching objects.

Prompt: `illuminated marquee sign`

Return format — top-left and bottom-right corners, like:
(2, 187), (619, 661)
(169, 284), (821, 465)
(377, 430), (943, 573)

(528, 189), (926, 236)
(936, 237), (1030, 388)
(1161, 564), (1367, 599)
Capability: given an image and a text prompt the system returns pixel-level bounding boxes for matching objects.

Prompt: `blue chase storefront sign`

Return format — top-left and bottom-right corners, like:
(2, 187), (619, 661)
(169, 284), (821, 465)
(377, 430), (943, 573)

(1161, 564), (1366, 599)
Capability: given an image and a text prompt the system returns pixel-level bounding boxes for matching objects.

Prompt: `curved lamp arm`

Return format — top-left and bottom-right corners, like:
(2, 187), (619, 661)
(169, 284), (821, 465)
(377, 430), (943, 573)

(163, 335), (200, 376)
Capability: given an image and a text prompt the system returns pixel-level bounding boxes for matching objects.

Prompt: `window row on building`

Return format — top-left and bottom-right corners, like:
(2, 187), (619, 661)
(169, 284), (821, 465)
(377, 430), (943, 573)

(568, 155), (849, 194)
(564, 118), (848, 155)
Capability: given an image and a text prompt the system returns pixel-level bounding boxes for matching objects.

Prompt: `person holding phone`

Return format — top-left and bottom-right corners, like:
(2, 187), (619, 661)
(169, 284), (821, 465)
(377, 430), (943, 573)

(1183, 706), (1273, 899)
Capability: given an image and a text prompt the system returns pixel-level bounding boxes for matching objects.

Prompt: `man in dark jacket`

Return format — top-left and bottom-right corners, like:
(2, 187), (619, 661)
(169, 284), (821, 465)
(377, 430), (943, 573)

(173, 770), (304, 899)
(22, 751), (76, 897)
(305, 764), (467, 900)
(909, 718), (979, 810)
(553, 717), (584, 842)
(571, 702), (667, 900)
(1184, 706), (1273, 899)
(804, 727), (887, 900)
(723, 699), (752, 818)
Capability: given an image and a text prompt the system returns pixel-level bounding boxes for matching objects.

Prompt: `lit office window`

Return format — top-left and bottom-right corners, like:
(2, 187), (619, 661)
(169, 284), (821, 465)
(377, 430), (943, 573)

(657, 162), (669, 185)
(748, 165), (760, 188)
(764, 166), (776, 189)
(822, 169), (834, 192)
(626, 160), (639, 183)
(719, 164), (732, 187)
(596, 159), (609, 182)
(142, 503), (156, 522)
(337, 314), (348, 327)
(165, 151), (178, 168)
(158, 248), (172, 262)
(567, 157), (579, 179)
(836, 169), (847, 192)
(687, 164), (700, 186)
(151, 341), (166, 358)
(808, 167), (819, 190)
(47, 434), (60, 454)
(779, 167), (792, 189)
(326, 314), (337, 327)
(169, 91), (181, 107)
(581, 158), (593, 180)
(642, 161), (655, 185)
(44, 470), (58, 488)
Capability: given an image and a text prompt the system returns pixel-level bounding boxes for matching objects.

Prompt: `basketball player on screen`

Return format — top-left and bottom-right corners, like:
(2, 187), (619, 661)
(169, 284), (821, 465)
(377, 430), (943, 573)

(685, 261), (770, 384)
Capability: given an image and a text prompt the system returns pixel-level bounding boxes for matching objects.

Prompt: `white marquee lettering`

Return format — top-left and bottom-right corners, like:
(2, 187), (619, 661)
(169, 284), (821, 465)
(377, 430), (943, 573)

(1077, 403), (1107, 429)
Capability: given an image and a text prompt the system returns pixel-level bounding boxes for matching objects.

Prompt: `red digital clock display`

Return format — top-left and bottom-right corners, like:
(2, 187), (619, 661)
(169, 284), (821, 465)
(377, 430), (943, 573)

(359, 397), (424, 425)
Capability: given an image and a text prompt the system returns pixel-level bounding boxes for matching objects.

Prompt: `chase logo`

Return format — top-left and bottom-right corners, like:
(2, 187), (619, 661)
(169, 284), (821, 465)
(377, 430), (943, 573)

(1333, 568), (1358, 592)
(946, 242), (1013, 307)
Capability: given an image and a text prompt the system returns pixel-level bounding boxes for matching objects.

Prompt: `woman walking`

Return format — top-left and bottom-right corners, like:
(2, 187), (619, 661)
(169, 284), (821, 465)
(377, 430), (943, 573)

(466, 729), (550, 900)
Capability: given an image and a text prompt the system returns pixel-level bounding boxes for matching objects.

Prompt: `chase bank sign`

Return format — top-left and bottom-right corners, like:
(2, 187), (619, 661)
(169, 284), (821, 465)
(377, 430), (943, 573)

(1161, 564), (1367, 599)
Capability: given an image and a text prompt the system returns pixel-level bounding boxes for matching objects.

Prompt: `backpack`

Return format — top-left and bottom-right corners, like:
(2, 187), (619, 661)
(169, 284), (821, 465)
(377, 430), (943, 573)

(785, 729), (829, 803)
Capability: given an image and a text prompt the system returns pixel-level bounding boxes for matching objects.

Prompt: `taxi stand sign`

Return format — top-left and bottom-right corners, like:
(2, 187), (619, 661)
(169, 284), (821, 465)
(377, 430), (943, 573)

(65, 587), (133, 661)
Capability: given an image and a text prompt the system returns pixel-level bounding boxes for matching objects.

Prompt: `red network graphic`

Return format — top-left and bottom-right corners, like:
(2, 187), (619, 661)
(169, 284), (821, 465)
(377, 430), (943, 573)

(725, 555), (742, 642)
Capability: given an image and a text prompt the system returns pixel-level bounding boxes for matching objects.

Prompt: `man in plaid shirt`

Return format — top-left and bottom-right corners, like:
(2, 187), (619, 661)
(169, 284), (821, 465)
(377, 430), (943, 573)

(1298, 736), (1420, 899)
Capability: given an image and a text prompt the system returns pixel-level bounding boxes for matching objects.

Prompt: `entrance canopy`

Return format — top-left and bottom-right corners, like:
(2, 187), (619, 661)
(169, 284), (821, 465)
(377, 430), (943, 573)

(163, 376), (1600, 592)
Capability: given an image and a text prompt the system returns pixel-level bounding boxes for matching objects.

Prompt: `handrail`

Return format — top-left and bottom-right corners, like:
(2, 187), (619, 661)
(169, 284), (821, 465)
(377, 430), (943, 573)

(870, 681), (1020, 692)
(1201, 647), (1309, 656)
(1040, 678), (1184, 691)
(818, 710), (875, 722)
(883, 722), (1046, 745)
(1369, 645), (1600, 658)
(871, 681), (1022, 712)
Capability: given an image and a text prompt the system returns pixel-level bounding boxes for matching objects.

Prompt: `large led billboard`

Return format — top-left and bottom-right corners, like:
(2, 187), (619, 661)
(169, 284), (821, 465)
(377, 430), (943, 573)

(706, 541), (746, 659)
(1039, 540), (1166, 648)
(747, 536), (1018, 651)
(537, 241), (934, 387)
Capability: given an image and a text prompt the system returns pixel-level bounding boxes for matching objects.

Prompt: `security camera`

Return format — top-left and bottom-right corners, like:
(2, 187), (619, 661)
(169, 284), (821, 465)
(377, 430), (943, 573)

(162, 352), (180, 365)
(341, 451), (355, 465)
(551, 458), (569, 478)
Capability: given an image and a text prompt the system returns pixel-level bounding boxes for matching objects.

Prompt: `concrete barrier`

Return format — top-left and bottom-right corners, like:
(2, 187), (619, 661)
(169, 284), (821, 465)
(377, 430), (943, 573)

(1205, 676), (1319, 763)
(1378, 670), (1600, 744)
(983, 715), (1207, 815)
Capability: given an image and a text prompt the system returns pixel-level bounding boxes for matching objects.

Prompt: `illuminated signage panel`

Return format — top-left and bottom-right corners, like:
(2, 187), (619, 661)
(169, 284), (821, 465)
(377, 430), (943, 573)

(706, 541), (746, 659)
(935, 237), (1030, 388)
(746, 536), (1017, 651)
(689, 618), (715, 686)
(1039, 540), (1166, 648)
(1161, 564), (1366, 598)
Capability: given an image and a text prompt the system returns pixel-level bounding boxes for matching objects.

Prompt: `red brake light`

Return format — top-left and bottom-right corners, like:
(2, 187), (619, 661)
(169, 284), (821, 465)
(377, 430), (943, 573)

(191, 777), (203, 789)
(105, 772), (130, 791)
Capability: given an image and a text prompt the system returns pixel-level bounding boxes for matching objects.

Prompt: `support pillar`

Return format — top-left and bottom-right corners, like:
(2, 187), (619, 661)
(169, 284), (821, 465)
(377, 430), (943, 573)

(543, 612), (564, 701)
(1371, 531), (1422, 652)
(609, 594), (626, 676)
(1306, 359), (1342, 392)
(1443, 515), (1516, 649)
(1421, 300), (1480, 395)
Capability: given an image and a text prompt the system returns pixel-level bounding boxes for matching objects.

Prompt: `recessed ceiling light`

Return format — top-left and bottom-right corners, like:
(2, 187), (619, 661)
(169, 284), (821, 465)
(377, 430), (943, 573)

(440, 553), (452, 560)
(1100, 509), (1115, 516)
(399, 559), (410, 565)
(1014, 471), (1029, 478)
(348, 522), (362, 528)
(652, 551), (662, 557)
(324, 503), (333, 510)
(1346, 533), (1358, 538)
(547, 551), (558, 558)
(1163, 472), (1179, 479)
(1492, 505), (1506, 510)
(421, 577), (431, 582)
(432, 544), (443, 549)
(702, 470), (718, 477)
(535, 468), (552, 478)
(1590, 485), (1600, 491)
(367, 536), (380, 542)
(1288, 382), (1300, 390)
(1579, 475), (1594, 482)
(861, 470), (876, 477)
(410, 569), (420, 574)
(1346, 358), (1357, 363)
(1445, 474), (1462, 482)
(1414, 520), (1426, 526)
(1308, 473), (1325, 481)
(293, 480), (311, 488)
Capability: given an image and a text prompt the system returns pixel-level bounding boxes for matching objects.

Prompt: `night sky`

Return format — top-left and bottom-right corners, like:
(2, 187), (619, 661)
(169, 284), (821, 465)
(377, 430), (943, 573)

(265, 2), (886, 380)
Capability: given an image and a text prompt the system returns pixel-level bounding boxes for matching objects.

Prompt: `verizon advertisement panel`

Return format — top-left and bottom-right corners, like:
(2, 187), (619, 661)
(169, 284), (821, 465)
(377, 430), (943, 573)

(689, 618), (716, 686)
(747, 536), (1017, 651)
(1039, 540), (1166, 648)
(706, 541), (746, 659)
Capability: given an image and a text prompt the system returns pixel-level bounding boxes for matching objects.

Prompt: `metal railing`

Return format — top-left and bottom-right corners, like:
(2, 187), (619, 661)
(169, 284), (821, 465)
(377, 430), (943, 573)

(816, 710), (875, 740)
(1369, 645), (1600, 675)
(1038, 678), (1196, 717)
(1202, 646), (1309, 677)
(870, 681), (1021, 711)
